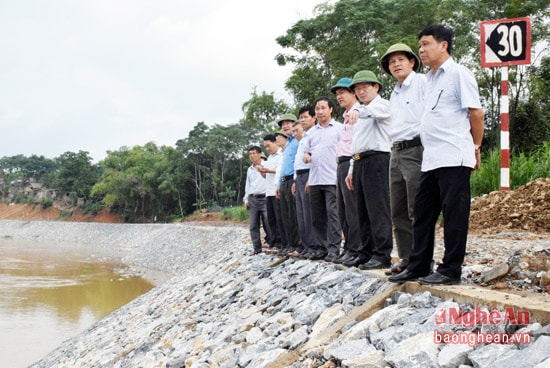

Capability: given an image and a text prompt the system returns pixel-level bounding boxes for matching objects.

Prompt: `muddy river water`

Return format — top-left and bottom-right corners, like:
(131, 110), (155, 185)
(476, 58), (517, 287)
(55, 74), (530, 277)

(0, 238), (156, 367)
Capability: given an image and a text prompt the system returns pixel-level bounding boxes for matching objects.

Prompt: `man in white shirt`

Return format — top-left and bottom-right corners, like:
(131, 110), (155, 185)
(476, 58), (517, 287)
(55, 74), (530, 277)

(345, 70), (393, 270)
(380, 43), (425, 275)
(243, 146), (270, 255)
(389, 24), (484, 285)
(260, 134), (283, 251)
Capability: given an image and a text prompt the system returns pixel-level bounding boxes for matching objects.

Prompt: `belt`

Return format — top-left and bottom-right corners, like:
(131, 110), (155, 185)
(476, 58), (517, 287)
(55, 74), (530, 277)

(249, 193), (266, 198)
(296, 169), (309, 175)
(392, 136), (422, 150)
(352, 150), (386, 161)
(281, 175), (294, 182)
(337, 156), (352, 164)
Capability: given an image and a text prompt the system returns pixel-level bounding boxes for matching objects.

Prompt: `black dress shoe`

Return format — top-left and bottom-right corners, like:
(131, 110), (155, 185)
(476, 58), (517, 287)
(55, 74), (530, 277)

(324, 253), (340, 262)
(308, 252), (328, 261)
(249, 250), (262, 256)
(333, 252), (353, 264)
(343, 255), (369, 267)
(418, 272), (461, 285)
(388, 269), (424, 283)
(358, 258), (391, 270)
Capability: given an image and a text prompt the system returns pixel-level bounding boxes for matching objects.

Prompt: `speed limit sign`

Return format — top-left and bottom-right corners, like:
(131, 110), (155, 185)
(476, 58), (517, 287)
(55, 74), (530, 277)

(481, 17), (531, 67)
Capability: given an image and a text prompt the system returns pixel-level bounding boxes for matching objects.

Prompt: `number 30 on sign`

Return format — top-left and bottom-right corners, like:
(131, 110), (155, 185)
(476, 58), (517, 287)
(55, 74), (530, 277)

(481, 17), (531, 68)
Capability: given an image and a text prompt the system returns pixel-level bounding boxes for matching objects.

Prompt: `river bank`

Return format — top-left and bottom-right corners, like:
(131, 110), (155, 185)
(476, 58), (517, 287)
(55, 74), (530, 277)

(1, 220), (549, 367)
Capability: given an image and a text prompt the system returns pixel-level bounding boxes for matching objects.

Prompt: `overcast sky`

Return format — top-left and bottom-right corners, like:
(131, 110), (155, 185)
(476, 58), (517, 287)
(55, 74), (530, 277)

(0, 0), (323, 161)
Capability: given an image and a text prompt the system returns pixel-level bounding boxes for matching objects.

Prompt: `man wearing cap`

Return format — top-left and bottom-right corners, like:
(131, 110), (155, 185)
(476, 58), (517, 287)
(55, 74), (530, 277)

(276, 113), (301, 254)
(389, 24), (484, 285)
(345, 70), (393, 270)
(380, 43), (426, 275)
(303, 96), (343, 261)
(331, 78), (364, 266)
(291, 105), (316, 257)
(243, 146), (270, 255)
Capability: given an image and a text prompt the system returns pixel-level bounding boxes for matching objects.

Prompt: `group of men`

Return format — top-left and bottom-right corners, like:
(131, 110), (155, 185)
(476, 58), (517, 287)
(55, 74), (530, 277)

(243, 24), (484, 286)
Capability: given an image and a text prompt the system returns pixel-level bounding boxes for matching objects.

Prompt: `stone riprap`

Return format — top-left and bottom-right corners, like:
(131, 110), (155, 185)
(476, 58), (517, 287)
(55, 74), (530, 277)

(0, 220), (548, 368)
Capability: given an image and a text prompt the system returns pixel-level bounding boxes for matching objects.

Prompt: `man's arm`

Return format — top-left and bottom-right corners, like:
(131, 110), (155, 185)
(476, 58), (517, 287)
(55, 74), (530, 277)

(469, 107), (485, 170)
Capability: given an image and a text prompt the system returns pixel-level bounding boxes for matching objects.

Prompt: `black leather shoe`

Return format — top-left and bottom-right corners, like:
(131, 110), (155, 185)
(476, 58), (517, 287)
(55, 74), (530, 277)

(324, 253), (340, 262)
(388, 269), (423, 283)
(333, 252), (353, 264)
(358, 259), (391, 270)
(249, 250), (262, 256)
(308, 252), (328, 261)
(418, 272), (461, 285)
(343, 255), (370, 267)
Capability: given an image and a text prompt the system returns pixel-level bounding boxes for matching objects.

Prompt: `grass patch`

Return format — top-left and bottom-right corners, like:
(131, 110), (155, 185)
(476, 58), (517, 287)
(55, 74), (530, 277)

(58, 210), (72, 219)
(221, 206), (248, 222)
(471, 143), (550, 197)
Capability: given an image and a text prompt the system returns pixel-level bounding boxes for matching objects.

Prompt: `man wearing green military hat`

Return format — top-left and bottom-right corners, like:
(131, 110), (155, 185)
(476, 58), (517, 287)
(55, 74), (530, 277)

(345, 70), (393, 270)
(380, 43), (426, 276)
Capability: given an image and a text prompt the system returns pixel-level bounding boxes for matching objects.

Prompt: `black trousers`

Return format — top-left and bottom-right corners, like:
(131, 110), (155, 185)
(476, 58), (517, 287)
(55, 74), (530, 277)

(353, 152), (392, 264)
(408, 166), (471, 278)
(309, 184), (341, 255)
(280, 179), (300, 248)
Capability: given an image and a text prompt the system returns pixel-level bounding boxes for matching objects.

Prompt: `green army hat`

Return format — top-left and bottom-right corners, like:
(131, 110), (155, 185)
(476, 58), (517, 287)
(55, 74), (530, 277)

(349, 70), (383, 90)
(277, 113), (297, 127)
(380, 43), (420, 75)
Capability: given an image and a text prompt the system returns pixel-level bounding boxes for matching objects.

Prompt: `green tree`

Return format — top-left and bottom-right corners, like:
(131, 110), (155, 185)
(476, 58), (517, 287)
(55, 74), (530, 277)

(91, 143), (172, 222)
(241, 88), (291, 136)
(48, 151), (100, 199)
(176, 122), (250, 211)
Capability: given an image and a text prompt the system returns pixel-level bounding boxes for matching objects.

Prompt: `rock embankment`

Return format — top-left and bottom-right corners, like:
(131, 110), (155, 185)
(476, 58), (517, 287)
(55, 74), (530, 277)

(0, 220), (548, 367)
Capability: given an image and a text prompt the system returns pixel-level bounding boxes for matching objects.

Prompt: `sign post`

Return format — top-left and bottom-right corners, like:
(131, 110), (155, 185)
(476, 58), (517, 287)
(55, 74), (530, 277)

(480, 17), (531, 191)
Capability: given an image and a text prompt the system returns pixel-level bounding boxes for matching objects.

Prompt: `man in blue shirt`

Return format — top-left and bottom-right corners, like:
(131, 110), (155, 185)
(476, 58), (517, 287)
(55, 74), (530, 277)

(276, 113), (300, 254)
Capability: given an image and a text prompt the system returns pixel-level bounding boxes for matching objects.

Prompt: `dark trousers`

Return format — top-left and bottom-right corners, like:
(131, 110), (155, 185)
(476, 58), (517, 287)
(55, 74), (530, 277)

(280, 179), (300, 248)
(248, 196), (270, 252)
(353, 152), (392, 263)
(390, 145), (423, 261)
(266, 196), (283, 248)
(337, 160), (361, 256)
(309, 185), (341, 255)
(408, 166), (471, 278)
(295, 171), (315, 253)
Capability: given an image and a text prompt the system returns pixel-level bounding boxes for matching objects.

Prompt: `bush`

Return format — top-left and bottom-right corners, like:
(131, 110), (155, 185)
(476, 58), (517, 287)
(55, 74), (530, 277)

(81, 201), (103, 216)
(14, 194), (34, 204)
(40, 197), (53, 209)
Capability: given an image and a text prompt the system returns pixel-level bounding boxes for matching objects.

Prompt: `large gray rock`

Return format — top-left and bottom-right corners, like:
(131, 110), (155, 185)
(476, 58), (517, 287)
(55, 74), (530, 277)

(438, 343), (473, 368)
(385, 332), (440, 368)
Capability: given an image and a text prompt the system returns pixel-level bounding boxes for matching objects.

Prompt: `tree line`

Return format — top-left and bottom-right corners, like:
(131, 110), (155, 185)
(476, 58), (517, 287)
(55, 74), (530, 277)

(1, 0), (548, 222)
